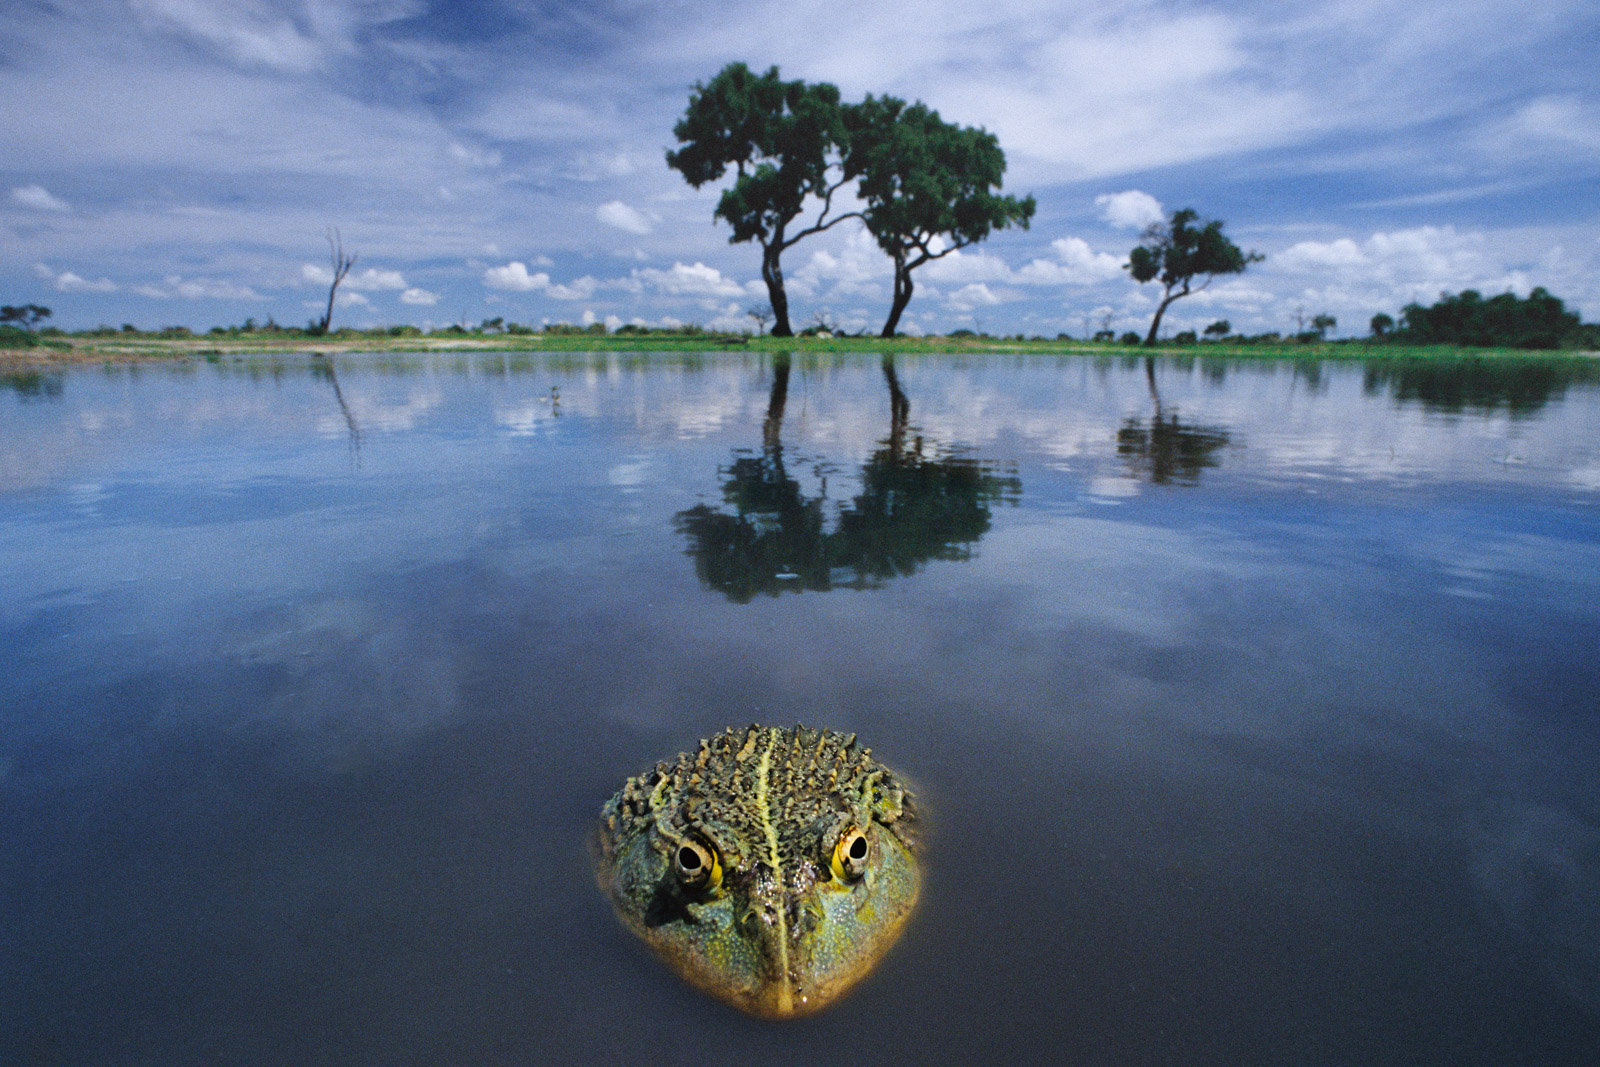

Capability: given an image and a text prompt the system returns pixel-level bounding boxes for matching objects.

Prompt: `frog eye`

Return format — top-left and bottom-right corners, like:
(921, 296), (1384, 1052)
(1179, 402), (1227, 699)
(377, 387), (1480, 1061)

(831, 827), (870, 882)
(673, 839), (722, 891)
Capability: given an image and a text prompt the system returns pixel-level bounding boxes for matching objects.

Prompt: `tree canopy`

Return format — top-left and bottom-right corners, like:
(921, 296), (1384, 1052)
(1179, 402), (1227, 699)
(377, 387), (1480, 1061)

(666, 63), (856, 337)
(1127, 209), (1261, 345)
(1, 304), (52, 329)
(1392, 288), (1582, 349)
(845, 96), (1035, 337)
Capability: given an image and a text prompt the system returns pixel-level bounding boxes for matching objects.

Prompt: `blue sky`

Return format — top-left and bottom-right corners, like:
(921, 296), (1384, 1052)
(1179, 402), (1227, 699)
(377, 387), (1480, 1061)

(4, 0), (1598, 336)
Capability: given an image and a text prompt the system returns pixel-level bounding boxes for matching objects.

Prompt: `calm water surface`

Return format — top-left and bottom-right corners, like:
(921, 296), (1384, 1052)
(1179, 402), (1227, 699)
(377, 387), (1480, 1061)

(3, 351), (1599, 1065)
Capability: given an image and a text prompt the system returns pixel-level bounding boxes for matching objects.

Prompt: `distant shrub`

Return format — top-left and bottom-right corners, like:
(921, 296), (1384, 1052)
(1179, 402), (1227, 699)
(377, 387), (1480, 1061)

(1093, 330), (1115, 342)
(1118, 331), (1142, 346)
(1173, 330), (1198, 345)
(1394, 288), (1582, 349)
(0, 325), (41, 348)
(948, 328), (976, 339)
(506, 323), (534, 335)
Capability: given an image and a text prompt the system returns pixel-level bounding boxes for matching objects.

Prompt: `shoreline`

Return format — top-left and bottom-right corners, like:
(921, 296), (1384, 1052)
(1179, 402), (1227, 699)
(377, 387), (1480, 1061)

(4, 335), (1597, 369)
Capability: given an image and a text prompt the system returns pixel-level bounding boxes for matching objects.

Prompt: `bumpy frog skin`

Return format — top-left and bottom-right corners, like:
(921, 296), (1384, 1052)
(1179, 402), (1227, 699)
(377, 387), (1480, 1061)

(595, 725), (921, 1018)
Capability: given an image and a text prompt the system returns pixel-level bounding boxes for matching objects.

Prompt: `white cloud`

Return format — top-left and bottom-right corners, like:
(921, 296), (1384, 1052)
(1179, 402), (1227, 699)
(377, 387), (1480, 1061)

(632, 262), (745, 299)
(10, 184), (71, 212)
(164, 275), (261, 300)
(597, 200), (653, 235)
(483, 261), (551, 291)
(946, 283), (1008, 311)
(547, 276), (600, 300)
(55, 271), (120, 294)
(35, 263), (117, 292)
(400, 287), (439, 305)
(301, 264), (407, 291)
(345, 267), (407, 291)
(1275, 226), (1512, 294)
(1096, 190), (1164, 229)
(924, 249), (1014, 285)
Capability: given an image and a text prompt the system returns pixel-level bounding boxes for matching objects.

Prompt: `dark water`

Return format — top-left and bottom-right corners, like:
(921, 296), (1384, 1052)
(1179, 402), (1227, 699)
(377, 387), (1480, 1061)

(3, 351), (1599, 1066)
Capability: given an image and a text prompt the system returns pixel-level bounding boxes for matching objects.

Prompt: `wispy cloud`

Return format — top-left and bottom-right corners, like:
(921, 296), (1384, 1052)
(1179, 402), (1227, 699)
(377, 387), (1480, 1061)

(35, 263), (117, 293)
(597, 200), (653, 235)
(11, 185), (71, 212)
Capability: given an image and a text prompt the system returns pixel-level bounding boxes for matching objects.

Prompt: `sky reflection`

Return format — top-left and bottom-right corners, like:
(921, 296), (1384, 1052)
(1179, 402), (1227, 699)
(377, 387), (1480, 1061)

(3, 351), (1599, 1065)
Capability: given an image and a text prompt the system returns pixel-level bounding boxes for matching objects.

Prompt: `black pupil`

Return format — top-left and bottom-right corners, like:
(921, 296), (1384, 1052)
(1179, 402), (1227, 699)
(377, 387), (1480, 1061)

(849, 836), (867, 860)
(678, 846), (702, 870)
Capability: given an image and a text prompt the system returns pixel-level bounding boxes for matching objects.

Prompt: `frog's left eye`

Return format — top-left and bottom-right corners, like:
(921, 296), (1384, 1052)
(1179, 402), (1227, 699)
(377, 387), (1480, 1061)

(831, 827), (870, 882)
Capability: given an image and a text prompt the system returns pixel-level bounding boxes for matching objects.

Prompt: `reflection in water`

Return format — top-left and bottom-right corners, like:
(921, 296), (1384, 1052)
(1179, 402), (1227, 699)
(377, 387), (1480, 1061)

(1116, 357), (1232, 485)
(677, 355), (1021, 601)
(1364, 355), (1600, 416)
(312, 356), (363, 459)
(2, 370), (65, 400)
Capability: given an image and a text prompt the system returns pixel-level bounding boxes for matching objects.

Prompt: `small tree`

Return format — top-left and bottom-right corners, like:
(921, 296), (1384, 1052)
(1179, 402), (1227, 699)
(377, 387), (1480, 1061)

(1311, 313), (1336, 339)
(846, 96), (1035, 337)
(667, 63), (858, 337)
(314, 228), (357, 336)
(1370, 312), (1395, 338)
(747, 305), (772, 335)
(1203, 319), (1231, 339)
(1127, 209), (1261, 345)
(1, 304), (52, 329)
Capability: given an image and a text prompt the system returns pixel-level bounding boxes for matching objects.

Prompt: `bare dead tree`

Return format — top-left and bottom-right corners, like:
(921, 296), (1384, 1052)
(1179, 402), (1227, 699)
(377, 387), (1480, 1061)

(316, 228), (357, 335)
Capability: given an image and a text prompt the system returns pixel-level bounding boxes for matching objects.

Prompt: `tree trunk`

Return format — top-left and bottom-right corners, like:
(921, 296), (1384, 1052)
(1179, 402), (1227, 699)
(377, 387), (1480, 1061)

(762, 244), (793, 337)
(764, 355), (791, 450)
(881, 356), (910, 455)
(1143, 287), (1181, 345)
(881, 258), (913, 338)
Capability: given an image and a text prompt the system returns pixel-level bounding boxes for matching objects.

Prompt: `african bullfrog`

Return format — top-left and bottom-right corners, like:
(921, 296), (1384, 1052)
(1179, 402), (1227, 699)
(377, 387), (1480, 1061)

(595, 724), (922, 1018)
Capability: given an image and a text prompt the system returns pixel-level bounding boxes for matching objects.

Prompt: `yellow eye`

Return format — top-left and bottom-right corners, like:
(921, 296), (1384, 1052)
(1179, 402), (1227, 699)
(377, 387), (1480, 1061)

(831, 827), (870, 882)
(673, 839), (722, 892)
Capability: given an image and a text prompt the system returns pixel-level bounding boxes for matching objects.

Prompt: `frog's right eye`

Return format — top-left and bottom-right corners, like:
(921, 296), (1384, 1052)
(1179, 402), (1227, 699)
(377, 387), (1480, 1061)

(674, 839), (722, 891)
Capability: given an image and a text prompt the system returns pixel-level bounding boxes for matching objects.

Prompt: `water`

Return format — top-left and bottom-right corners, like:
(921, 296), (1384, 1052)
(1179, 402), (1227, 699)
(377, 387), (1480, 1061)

(3, 351), (1598, 1065)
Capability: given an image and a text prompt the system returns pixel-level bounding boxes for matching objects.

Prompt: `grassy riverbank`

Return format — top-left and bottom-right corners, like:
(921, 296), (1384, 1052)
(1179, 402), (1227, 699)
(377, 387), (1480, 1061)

(4, 329), (1598, 367)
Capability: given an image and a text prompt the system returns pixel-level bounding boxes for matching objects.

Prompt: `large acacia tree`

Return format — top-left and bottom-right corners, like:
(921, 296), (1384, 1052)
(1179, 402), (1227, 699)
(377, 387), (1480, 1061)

(846, 97), (1035, 337)
(1127, 209), (1261, 345)
(666, 63), (857, 337)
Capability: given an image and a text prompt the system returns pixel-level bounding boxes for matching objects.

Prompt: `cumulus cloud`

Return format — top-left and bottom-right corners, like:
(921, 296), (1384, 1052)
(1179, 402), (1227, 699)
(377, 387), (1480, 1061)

(399, 287), (438, 305)
(945, 283), (1009, 311)
(1274, 226), (1517, 295)
(1096, 190), (1164, 229)
(548, 276), (600, 300)
(35, 263), (117, 292)
(301, 264), (407, 290)
(597, 200), (653, 235)
(922, 236), (1125, 289)
(10, 184), (71, 212)
(631, 261), (744, 299)
(483, 261), (551, 291)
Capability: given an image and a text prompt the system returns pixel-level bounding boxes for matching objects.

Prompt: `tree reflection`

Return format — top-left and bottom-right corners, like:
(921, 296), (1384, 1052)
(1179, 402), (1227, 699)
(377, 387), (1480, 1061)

(1363, 356), (1600, 417)
(1115, 356), (1231, 485)
(677, 355), (1020, 601)
(311, 356), (363, 461)
(2, 370), (64, 400)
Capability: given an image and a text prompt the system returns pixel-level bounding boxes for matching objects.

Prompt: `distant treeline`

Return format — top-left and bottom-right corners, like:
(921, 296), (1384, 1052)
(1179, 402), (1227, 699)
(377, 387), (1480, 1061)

(1374, 288), (1596, 350)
